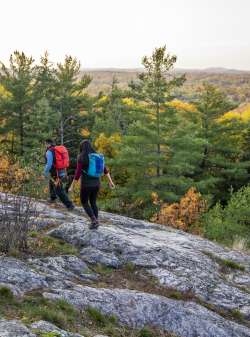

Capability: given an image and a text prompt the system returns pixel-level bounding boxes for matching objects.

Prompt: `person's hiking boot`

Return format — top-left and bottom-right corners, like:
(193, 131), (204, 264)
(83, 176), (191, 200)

(89, 216), (99, 230)
(93, 219), (99, 230)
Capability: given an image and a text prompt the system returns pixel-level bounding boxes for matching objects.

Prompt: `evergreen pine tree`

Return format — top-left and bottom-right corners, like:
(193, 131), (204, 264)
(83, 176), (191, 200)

(0, 51), (36, 155)
(113, 46), (204, 218)
(53, 55), (92, 169)
(26, 97), (58, 161)
(241, 122), (250, 169)
(195, 83), (248, 203)
(23, 52), (59, 161)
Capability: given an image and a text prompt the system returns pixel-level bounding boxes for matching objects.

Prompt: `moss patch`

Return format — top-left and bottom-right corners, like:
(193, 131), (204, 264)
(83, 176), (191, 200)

(202, 251), (245, 272)
(35, 332), (61, 337)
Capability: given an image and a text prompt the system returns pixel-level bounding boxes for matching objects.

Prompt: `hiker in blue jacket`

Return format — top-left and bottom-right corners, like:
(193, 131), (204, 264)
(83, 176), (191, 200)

(69, 139), (115, 229)
(44, 139), (74, 210)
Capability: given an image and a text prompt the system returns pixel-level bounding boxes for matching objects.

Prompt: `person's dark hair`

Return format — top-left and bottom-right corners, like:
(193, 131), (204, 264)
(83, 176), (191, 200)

(45, 139), (55, 147)
(78, 139), (95, 162)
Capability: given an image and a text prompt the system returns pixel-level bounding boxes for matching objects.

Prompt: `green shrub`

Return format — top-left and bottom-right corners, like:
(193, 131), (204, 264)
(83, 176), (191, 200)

(231, 309), (245, 321)
(139, 327), (155, 337)
(86, 307), (107, 326)
(201, 185), (250, 248)
(29, 231), (39, 238)
(20, 296), (78, 328)
(93, 264), (114, 275)
(124, 262), (136, 272)
(86, 306), (117, 327)
(0, 287), (14, 301)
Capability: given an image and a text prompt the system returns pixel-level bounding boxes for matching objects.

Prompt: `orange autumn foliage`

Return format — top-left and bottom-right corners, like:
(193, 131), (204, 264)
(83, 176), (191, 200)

(152, 187), (207, 232)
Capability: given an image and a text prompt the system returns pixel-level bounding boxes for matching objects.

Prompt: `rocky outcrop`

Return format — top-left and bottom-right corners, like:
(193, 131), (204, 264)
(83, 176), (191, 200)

(29, 255), (98, 283)
(44, 286), (250, 337)
(0, 320), (36, 337)
(0, 255), (96, 295)
(0, 319), (85, 337)
(0, 257), (48, 296)
(49, 209), (250, 319)
(0, 196), (250, 337)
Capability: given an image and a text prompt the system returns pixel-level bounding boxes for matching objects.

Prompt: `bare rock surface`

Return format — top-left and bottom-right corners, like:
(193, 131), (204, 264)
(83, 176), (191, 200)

(0, 257), (48, 296)
(0, 320), (36, 337)
(1, 196), (250, 337)
(29, 255), (97, 283)
(0, 319), (84, 337)
(0, 255), (97, 295)
(44, 286), (250, 337)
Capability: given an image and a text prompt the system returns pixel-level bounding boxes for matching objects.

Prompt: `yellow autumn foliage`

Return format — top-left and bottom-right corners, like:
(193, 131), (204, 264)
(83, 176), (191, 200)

(166, 99), (197, 113)
(121, 97), (135, 106)
(0, 154), (30, 193)
(151, 187), (207, 232)
(79, 109), (89, 117)
(220, 103), (250, 123)
(0, 84), (11, 98)
(94, 133), (121, 158)
(80, 128), (91, 137)
(97, 95), (109, 105)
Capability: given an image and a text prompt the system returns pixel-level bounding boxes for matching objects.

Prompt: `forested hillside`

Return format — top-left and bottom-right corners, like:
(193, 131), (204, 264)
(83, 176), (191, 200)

(84, 68), (250, 103)
(0, 47), (250, 250)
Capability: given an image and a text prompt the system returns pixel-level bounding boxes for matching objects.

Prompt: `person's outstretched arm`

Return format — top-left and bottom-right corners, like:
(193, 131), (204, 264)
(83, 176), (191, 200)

(104, 167), (115, 189)
(106, 172), (115, 189)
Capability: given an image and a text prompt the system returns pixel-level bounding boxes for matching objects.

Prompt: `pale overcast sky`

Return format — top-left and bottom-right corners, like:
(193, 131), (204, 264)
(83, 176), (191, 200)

(1, 0), (250, 70)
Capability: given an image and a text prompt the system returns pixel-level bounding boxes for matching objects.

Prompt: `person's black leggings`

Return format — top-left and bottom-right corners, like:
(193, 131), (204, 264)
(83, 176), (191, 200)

(80, 185), (100, 219)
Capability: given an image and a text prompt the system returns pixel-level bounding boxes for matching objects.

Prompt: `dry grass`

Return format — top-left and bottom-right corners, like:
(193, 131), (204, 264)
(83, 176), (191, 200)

(232, 236), (249, 253)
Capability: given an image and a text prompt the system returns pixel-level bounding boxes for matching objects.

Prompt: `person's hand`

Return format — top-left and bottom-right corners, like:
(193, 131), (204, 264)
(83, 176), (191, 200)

(68, 185), (74, 193)
(109, 181), (115, 189)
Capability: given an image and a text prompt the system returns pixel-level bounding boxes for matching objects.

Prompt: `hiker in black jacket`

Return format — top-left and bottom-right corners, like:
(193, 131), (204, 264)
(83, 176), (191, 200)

(69, 140), (115, 229)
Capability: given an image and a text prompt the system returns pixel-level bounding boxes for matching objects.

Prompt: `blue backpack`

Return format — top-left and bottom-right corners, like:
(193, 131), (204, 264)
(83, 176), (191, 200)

(86, 153), (105, 178)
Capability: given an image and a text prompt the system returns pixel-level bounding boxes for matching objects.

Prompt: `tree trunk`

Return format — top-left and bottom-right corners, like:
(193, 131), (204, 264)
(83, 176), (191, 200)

(19, 108), (24, 155)
(60, 104), (64, 145)
(156, 101), (160, 177)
